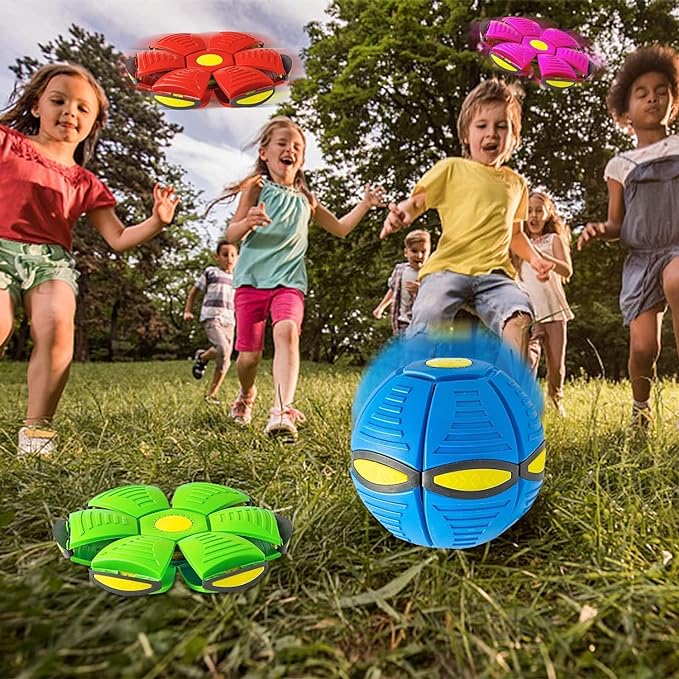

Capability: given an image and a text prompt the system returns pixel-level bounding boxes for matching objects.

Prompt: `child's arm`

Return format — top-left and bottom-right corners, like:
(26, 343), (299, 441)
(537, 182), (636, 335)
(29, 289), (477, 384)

(380, 193), (427, 239)
(183, 285), (201, 321)
(88, 184), (179, 251)
(372, 289), (393, 319)
(315, 185), (386, 238)
(541, 235), (572, 279)
(225, 180), (270, 243)
(577, 179), (624, 250)
(510, 224), (554, 281)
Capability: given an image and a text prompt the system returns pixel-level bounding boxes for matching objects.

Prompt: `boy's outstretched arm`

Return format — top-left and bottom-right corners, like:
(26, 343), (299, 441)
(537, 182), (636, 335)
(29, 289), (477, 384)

(380, 192), (427, 239)
(577, 179), (624, 250)
(373, 289), (393, 319)
(183, 285), (201, 321)
(315, 185), (386, 238)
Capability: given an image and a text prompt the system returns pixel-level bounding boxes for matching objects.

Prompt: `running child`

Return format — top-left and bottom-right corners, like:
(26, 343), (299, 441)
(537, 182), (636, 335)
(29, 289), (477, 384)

(218, 116), (385, 439)
(373, 229), (431, 334)
(183, 240), (237, 404)
(0, 62), (178, 454)
(578, 45), (679, 429)
(519, 191), (574, 416)
(381, 79), (554, 354)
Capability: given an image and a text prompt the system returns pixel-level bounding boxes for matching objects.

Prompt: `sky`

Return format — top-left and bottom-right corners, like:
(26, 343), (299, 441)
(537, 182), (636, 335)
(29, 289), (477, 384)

(0, 0), (332, 237)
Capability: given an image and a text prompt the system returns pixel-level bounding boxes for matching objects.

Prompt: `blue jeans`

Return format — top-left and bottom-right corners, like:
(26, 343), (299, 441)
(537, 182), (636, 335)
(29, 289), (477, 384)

(408, 270), (533, 338)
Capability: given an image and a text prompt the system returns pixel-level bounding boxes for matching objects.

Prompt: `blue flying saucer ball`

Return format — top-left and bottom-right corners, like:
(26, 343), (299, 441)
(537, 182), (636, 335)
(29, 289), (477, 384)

(351, 333), (544, 549)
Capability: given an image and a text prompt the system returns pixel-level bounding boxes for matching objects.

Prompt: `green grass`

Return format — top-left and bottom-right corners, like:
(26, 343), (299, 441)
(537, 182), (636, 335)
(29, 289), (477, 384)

(1, 360), (678, 678)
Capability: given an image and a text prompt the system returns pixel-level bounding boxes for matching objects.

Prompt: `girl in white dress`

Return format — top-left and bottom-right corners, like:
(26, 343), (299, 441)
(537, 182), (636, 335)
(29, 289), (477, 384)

(519, 191), (573, 415)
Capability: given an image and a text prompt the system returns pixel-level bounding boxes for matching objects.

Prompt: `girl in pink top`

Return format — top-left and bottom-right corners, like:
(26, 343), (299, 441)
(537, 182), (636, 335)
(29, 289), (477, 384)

(0, 63), (179, 454)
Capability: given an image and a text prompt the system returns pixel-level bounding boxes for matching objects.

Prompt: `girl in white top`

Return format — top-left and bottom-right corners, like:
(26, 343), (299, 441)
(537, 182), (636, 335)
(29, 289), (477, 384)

(519, 191), (573, 415)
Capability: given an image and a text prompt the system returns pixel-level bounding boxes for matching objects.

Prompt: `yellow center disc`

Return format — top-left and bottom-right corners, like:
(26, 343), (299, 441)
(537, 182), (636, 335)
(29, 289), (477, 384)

(425, 358), (472, 369)
(529, 39), (549, 51)
(154, 515), (192, 532)
(196, 53), (223, 66)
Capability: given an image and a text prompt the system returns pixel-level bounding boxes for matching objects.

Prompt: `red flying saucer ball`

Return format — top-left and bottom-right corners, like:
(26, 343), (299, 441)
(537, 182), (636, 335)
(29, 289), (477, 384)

(125, 31), (293, 109)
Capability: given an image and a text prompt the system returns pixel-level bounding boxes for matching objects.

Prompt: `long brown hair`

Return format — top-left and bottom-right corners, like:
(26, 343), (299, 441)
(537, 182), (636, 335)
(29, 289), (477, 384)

(206, 116), (315, 214)
(0, 62), (108, 166)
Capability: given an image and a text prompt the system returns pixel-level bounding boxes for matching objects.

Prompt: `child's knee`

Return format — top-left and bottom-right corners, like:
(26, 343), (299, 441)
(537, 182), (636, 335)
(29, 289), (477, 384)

(273, 320), (299, 345)
(237, 351), (261, 369)
(503, 311), (532, 333)
(630, 341), (660, 365)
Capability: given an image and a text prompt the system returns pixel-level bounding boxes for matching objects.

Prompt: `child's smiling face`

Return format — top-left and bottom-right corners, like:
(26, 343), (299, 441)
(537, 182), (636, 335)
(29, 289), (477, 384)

(527, 194), (549, 237)
(466, 102), (515, 168)
(404, 242), (430, 270)
(625, 71), (673, 131)
(31, 74), (99, 146)
(259, 126), (305, 186)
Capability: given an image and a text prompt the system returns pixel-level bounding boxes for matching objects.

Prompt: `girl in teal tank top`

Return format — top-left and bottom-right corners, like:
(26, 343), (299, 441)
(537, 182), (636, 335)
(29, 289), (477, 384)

(210, 116), (384, 439)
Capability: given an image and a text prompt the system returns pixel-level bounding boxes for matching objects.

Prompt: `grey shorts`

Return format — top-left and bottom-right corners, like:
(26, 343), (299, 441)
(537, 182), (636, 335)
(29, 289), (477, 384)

(203, 318), (234, 374)
(620, 249), (679, 326)
(408, 269), (534, 338)
(0, 238), (79, 306)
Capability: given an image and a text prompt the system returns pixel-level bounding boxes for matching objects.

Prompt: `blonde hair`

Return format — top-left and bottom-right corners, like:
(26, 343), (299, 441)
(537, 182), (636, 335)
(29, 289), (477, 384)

(0, 62), (108, 166)
(404, 229), (430, 248)
(207, 116), (315, 214)
(457, 79), (523, 163)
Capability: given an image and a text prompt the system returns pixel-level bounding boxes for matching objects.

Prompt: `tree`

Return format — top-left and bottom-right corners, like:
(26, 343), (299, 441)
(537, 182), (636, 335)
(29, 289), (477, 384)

(286, 0), (679, 374)
(7, 25), (202, 361)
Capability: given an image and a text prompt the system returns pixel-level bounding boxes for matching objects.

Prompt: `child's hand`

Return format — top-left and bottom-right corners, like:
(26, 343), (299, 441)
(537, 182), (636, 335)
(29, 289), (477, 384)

(577, 222), (606, 250)
(530, 256), (554, 282)
(380, 203), (409, 239)
(372, 307), (384, 319)
(182, 311), (194, 321)
(245, 202), (272, 230)
(404, 280), (420, 295)
(153, 184), (180, 225)
(363, 184), (387, 209)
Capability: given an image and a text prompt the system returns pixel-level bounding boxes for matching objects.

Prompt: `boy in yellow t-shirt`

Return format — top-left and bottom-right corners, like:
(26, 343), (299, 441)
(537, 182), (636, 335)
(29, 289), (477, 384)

(381, 79), (555, 355)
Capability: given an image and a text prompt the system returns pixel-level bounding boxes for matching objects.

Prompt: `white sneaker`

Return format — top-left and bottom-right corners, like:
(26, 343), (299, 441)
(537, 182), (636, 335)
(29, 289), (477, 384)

(264, 406), (307, 440)
(18, 426), (57, 455)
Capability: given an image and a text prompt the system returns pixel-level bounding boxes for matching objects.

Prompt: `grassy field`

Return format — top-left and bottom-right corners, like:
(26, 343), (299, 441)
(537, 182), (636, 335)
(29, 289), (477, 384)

(1, 359), (678, 679)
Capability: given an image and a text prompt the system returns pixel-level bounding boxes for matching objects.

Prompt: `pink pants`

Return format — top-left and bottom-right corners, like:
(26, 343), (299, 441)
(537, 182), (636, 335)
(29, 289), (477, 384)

(528, 320), (567, 400)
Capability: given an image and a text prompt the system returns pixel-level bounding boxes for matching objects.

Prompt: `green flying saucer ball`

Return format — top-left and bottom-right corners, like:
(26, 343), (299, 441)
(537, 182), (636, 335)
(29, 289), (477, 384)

(53, 483), (292, 596)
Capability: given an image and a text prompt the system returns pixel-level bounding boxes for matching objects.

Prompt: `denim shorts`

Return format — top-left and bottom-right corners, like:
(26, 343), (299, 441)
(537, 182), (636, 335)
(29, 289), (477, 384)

(408, 269), (534, 338)
(0, 237), (79, 306)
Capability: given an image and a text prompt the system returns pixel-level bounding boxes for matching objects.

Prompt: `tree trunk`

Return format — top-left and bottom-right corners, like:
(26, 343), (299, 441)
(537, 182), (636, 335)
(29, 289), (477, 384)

(10, 315), (30, 360)
(108, 299), (120, 362)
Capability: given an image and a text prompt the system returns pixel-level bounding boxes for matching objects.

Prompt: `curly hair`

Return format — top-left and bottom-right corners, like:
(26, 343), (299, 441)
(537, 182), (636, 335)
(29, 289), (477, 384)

(606, 45), (679, 128)
(0, 62), (108, 166)
(457, 78), (524, 163)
